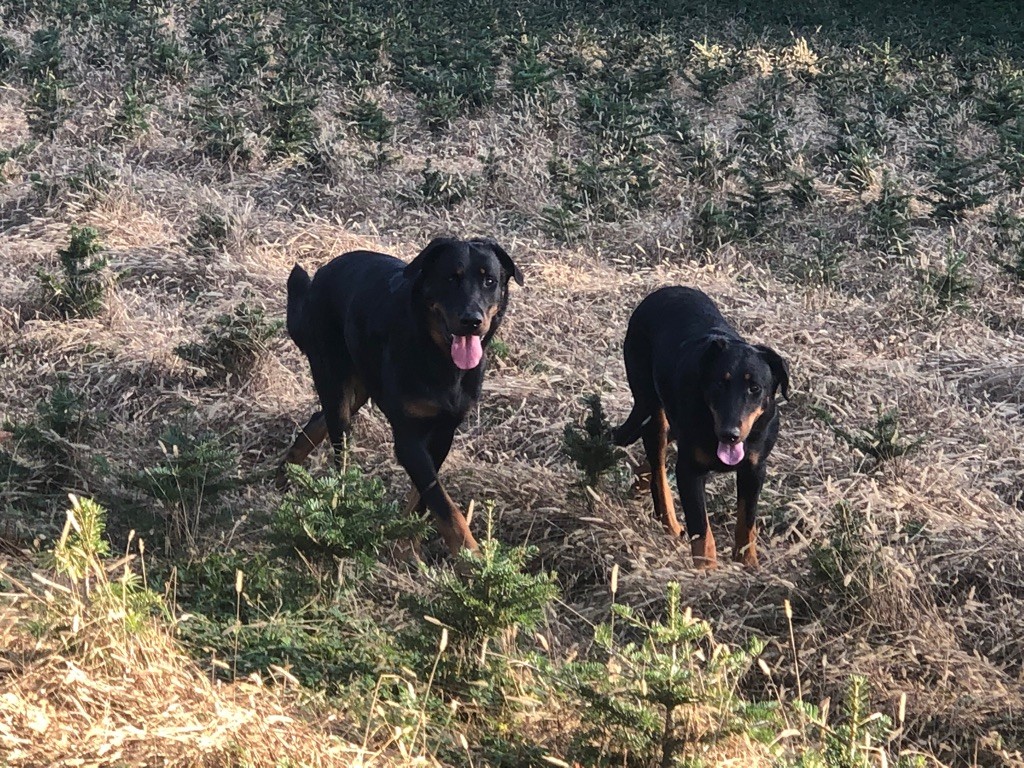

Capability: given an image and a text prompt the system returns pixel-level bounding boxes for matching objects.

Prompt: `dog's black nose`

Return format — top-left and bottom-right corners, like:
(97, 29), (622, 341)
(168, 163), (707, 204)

(721, 428), (741, 444)
(460, 314), (483, 331)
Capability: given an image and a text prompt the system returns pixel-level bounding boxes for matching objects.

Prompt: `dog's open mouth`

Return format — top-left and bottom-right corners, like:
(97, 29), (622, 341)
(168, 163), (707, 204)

(450, 334), (483, 370)
(716, 441), (745, 466)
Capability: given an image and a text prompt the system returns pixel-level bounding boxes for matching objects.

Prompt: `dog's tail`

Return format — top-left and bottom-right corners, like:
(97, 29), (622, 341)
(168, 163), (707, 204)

(612, 407), (649, 447)
(286, 264), (311, 351)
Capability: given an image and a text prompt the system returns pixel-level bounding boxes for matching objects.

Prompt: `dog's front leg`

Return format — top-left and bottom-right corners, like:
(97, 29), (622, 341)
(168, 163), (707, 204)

(675, 460), (717, 569)
(734, 461), (765, 568)
(394, 432), (479, 557)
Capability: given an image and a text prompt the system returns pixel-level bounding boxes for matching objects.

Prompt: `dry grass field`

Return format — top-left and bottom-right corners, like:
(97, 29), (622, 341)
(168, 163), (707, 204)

(2, 1), (1024, 765)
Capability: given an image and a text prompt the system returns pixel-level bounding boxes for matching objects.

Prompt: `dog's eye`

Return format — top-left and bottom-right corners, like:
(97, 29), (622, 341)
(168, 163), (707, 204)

(483, 276), (497, 289)
(449, 273), (461, 284)
(748, 384), (762, 396)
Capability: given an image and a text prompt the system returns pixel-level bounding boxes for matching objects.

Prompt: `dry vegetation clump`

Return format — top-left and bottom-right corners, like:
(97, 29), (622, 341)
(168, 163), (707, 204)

(3, 0), (1024, 765)
(0, 498), (419, 767)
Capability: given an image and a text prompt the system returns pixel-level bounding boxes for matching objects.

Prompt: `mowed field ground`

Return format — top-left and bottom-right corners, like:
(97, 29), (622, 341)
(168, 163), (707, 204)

(2, 1), (1024, 765)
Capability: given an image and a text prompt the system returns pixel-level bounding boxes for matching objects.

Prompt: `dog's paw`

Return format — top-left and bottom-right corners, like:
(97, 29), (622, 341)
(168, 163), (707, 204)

(690, 535), (718, 570)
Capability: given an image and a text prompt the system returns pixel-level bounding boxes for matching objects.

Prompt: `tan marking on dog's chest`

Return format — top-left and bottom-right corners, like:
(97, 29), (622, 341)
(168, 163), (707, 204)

(693, 445), (716, 467)
(403, 399), (441, 419)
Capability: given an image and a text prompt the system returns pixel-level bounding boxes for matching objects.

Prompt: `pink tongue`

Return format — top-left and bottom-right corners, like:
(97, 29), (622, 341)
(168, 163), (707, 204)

(451, 335), (483, 370)
(717, 441), (745, 466)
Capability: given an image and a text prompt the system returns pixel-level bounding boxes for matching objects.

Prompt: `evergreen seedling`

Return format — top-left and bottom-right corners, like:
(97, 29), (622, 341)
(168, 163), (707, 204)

(563, 393), (625, 487)
(273, 461), (424, 571)
(39, 226), (108, 319)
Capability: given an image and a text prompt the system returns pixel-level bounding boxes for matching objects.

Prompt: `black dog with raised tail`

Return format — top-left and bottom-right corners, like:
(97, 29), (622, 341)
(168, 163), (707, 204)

(614, 286), (790, 569)
(278, 237), (523, 556)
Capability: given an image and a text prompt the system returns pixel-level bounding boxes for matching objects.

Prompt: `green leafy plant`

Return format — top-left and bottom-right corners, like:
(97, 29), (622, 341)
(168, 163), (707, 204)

(35, 374), (92, 442)
(567, 582), (775, 767)
(735, 86), (793, 176)
(680, 134), (736, 189)
(808, 502), (886, 613)
(814, 405), (923, 466)
(922, 137), (993, 221)
(685, 38), (740, 102)
(731, 169), (784, 239)
(1, 376), (98, 521)
(786, 169), (820, 210)
(124, 424), (238, 547)
(792, 674), (926, 768)
(976, 66), (1024, 127)
(547, 150), (656, 221)
(410, 525), (558, 649)
(192, 87), (257, 165)
(995, 117), (1024, 189)
(692, 196), (740, 252)
(39, 226), (109, 319)
(265, 79), (318, 157)
(347, 96), (393, 144)
(510, 35), (555, 97)
(175, 300), (282, 381)
(990, 201), (1024, 280)
(540, 198), (586, 242)
(272, 461), (425, 571)
(782, 229), (846, 287)
(171, 549), (401, 690)
(562, 393), (625, 487)
(923, 243), (974, 310)
(46, 495), (165, 646)
(110, 77), (150, 140)
(24, 28), (70, 136)
(0, 34), (19, 74)
(413, 160), (476, 208)
(866, 172), (914, 257)
(186, 208), (231, 257)
(346, 96), (395, 167)
(832, 131), (876, 192)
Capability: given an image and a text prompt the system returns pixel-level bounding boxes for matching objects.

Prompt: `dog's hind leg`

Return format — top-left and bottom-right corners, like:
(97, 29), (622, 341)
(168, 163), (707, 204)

(318, 370), (368, 469)
(641, 409), (683, 537)
(275, 411), (328, 489)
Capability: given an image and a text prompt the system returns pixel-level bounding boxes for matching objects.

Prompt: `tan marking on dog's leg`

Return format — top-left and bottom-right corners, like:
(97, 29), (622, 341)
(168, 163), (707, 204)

(645, 410), (683, 537)
(276, 412), (328, 489)
(691, 529), (718, 570)
(733, 497), (759, 568)
(432, 487), (479, 558)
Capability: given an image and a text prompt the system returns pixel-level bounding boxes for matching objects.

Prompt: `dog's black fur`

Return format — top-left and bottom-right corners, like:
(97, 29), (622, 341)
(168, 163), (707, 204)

(613, 286), (790, 568)
(278, 237), (523, 555)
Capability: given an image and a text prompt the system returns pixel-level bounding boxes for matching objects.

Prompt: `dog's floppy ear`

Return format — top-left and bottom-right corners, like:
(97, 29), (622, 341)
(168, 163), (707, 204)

(404, 237), (457, 283)
(470, 237), (524, 286)
(755, 344), (790, 400)
(695, 335), (729, 378)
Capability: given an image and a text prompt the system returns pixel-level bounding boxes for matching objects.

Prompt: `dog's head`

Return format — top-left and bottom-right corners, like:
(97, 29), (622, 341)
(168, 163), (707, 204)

(405, 237), (523, 370)
(697, 337), (789, 466)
